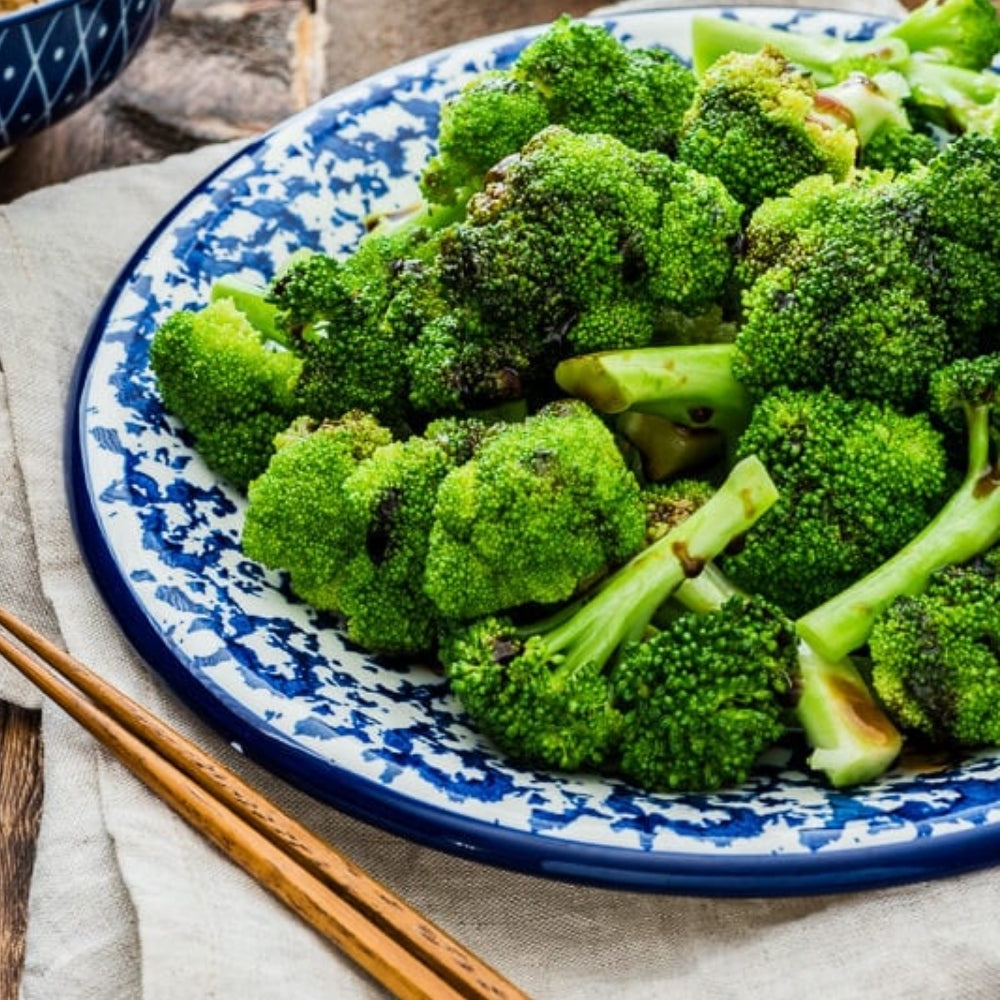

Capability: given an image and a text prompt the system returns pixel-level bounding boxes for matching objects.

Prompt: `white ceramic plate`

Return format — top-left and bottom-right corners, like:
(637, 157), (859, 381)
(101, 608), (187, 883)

(67, 6), (1000, 896)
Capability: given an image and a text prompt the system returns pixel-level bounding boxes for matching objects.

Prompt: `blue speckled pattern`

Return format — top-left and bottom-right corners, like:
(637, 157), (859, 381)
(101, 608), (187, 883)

(0, 0), (170, 147)
(67, 7), (1000, 897)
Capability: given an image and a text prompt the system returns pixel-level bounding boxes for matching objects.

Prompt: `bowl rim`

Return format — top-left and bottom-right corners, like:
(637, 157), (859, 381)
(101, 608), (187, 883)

(0, 0), (158, 28)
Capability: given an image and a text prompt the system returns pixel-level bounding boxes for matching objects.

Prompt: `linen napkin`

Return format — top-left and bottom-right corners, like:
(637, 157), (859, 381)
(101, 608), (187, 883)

(6, 1), (1000, 998)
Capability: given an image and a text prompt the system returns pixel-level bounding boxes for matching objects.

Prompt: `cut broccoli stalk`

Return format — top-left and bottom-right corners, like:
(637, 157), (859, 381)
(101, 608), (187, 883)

(554, 344), (750, 444)
(794, 641), (903, 786)
(690, 15), (909, 86)
(797, 355), (1000, 663)
(675, 568), (903, 787)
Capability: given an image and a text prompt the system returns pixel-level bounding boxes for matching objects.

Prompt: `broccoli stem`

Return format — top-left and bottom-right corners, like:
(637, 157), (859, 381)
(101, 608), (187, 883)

(674, 563), (903, 787)
(815, 72), (913, 145)
(689, 15), (909, 85)
(554, 344), (750, 443)
(797, 406), (1000, 663)
(902, 56), (1000, 133)
(529, 454), (778, 677)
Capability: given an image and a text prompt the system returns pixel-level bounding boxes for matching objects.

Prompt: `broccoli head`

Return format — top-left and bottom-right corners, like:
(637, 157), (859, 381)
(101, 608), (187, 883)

(419, 71), (551, 208)
(612, 595), (797, 791)
(676, 47), (858, 212)
(733, 140), (1000, 410)
(869, 550), (1000, 746)
(149, 297), (304, 491)
(423, 399), (646, 621)
(719, 386), (950, 617)
(440, 455), (779, 779)
(513, 14), (696, 154)
(419, 16), (696, 207)
(438, 125), (743, 359)
(241, 412), (393, 611)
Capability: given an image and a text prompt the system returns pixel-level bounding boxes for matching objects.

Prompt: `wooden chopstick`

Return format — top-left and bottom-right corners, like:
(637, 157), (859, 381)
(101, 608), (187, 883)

(0, 605), (534, 1000)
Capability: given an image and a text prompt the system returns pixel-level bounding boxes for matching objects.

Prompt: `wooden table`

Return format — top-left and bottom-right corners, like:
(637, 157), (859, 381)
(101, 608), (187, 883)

(0, 1), (593, 995)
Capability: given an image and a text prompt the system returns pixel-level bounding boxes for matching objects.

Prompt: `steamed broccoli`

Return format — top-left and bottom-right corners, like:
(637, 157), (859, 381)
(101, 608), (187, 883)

(690, 0), (1000, 138)
(869, 550), (1000, 747)
(423, 399), (647, 621)
(671, 565), (904, 789)
(435, 125), (743, 359)
(440, 455), (779, 780)
(241, 412), (393, 611)
(732, 136), (1000, 410)
(719, 386), (950, 617)
(148, 297), (303, 490)
(798, 352), (1000, 664)
(512, 14), (697, 152)
(556, 347), (952, 616)
(675, 47), (858, 212)
(420, 16), (697, 206)
(611, 594), (797, 791)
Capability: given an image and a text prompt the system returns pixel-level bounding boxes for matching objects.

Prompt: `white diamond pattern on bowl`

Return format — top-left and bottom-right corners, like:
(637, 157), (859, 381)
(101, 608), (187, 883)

(0, 0), (164, 147)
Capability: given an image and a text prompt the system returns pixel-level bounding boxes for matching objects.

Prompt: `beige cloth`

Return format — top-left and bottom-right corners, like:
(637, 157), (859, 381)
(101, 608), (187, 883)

(6, 1), (1000, 997)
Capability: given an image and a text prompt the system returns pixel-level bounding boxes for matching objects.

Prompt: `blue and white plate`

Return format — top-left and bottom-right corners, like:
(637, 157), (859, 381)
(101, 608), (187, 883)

(67, 6), (1000, 897)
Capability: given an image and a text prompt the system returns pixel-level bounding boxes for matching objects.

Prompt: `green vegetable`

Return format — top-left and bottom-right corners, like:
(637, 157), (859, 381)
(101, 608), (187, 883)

(440, 455), (779, 781)
(421, 15), (697, 206)
(869, 550), (1000, 747)
(690, 0), (1000, 136)
(798, 353), (1000, 663)
(424, 399), (647, 620)
(148, 297), (303, 490)
(676, 46), (857, 212)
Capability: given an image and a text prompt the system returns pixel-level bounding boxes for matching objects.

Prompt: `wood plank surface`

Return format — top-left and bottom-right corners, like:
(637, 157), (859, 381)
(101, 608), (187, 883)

(0, 704), (42, 1000)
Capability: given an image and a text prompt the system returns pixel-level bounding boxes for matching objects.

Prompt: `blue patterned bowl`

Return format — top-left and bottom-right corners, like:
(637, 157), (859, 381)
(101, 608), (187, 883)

(0, 0), (172, 148)
(69, 6), (1000, 897)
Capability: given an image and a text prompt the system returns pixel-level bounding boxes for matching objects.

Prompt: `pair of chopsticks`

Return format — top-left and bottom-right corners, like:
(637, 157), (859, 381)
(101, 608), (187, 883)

(0, 605), (534, 1000)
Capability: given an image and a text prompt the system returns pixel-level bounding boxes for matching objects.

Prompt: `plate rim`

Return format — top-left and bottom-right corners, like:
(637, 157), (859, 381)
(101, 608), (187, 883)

(65, 4), (1000, 897)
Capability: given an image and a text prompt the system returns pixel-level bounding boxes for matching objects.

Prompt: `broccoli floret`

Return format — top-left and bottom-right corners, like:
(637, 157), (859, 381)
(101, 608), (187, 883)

(149, 297), (304, 490)
(719, 386), (950, 617)
(733, 140), (1000, 409)
(869, 550), (1000, 746)
(267, 238), (418, 426)
(440, 455), (779, 777)
(423, 399), (646, 620)
(513, 15), (696, 154)
(420, 71), (551, 207)
(611, 595), (797, 791)
(241, 412), (393, 611)
(798, 353), (1000, 663)
(671, 562), (904, 788)
(419, 17), (696, 207)
(676, 47), (858, 212)
(334, 434), (458, 655)
(438, 126), (743, 359)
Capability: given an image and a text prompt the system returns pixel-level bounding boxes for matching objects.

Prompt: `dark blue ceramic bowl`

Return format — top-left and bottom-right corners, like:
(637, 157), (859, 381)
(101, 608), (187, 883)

(0, 0), (173, 148)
